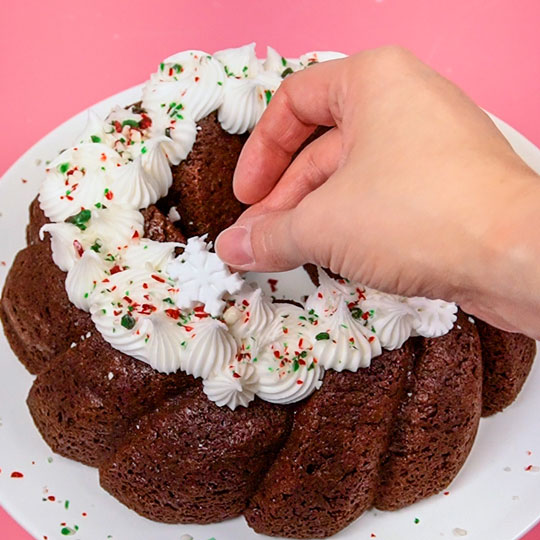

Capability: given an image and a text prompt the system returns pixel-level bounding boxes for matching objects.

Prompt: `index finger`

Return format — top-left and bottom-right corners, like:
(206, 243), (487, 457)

(233, 57), (348, 204)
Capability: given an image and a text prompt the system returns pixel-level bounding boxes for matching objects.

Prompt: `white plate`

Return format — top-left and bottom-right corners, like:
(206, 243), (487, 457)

(1, 85), (540, 540)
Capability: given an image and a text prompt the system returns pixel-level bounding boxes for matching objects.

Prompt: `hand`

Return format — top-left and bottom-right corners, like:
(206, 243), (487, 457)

(216, 46), (540, 337)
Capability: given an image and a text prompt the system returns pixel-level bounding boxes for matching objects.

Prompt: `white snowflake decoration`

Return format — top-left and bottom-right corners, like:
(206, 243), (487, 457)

(167, 235), (243, 316)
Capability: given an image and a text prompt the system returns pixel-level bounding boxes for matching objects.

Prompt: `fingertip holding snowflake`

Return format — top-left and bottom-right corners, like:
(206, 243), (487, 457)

(167, 235), (244, 316)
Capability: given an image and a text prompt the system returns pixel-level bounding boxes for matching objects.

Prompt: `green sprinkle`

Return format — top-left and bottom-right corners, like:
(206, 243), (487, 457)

(121, 313), (136, 330)
(94, 202), (102, 209)
(90, 240), (102, 253)
(315, 332), (330, 341)
(163, 297), (174, 304)
(122, 119), (139, 128)
(351, 307), (362, 319)
(47, 457), (53, 463)
(101, 166), (106, 171)
(281, 67), (294, 78)
(173, 63), (183, 73)
(64, 500), (70, 509)
(59, 162), (70, 174)
(66, 209), (92, 231)
(159, 62), (164, 71)
(60, 526), (75, 536)
(141, 146), (147, 154)
(293, 359), (300, 372)
(307, 362), (315, 371)
(102, 308), (107, 314)
(414, 518), (420, 524)
(281, 56), (287, 66)
(90, 135), (101, 143)
(264, 89), (272, 105)
(300, 350), (307, 358)
(217, 80), (223, 86)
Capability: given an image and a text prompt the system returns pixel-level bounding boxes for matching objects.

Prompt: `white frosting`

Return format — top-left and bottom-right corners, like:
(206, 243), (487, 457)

(408, 296), (458, 338)
(90, 268), (188, 373)
(181, 317), (237, 379)
(216, 44), (281, 134)
(361, 290), (420, 350)
(143, 50), (225, 122)
(65, 250), (109, 310)
(203, 362), (258, 410)
(39, 144), (117, 221)
(224, 287), (276, 340)
(313, 299), (381, 372)
(36, 43), (457, 410)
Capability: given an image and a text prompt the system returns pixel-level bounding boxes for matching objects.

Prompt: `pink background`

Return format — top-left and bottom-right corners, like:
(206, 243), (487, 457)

(1, 0), (539, 538)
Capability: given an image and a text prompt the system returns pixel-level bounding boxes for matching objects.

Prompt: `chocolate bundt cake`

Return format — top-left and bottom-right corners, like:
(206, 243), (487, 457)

(1, 44), (536, 539)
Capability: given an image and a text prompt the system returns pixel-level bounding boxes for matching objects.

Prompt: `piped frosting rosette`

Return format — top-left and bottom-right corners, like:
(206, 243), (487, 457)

(37, 43), (458, 410)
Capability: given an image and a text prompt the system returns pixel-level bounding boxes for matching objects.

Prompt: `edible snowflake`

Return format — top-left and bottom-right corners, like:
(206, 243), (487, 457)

(167, 236), (243, 316)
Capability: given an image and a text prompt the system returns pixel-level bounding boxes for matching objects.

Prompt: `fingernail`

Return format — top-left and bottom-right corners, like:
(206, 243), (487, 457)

(216, 225), (254, 266)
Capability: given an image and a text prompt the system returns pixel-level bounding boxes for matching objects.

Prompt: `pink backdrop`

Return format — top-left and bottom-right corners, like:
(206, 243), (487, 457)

(1, 0), (539, 538)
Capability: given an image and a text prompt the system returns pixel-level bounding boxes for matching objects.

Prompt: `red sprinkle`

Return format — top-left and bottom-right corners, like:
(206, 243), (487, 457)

(274, 350), (281, 359)
(10, 471), (24, 478)
(232, 371), (241, 379)
(47, 495), (55, 501)
(139, 114), (152, 130)
(73, 239), (84, 257)
(165, 308), (180, 320)
(139, 303), (157, 315)
(525, 465), (534, 471)
(296, 380), (303, 385)
(268, 278), (278, 293)
(194, 76), (200, 82)
(105, 190), (114, 200)
(114, 120), (122, 133)
(110, 264), (123, 275)
(142, 283), (148, 289)
(242, 299), (250, 307)
(132, 230), (140, 239)
(100, 153), (107, 162)
(21, 178), (28, 183)
(184, 326), (193, 332)
(443, 491), (450, 495)
(151, 274), (166, 283)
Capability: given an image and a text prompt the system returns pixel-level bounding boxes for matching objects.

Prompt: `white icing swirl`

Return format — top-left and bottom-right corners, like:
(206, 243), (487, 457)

(120, 239), (179, 272)
(408, 297), (458, 338)
(225, 287), (276, 340)
(40, 206), (143, 272)
(142, 50), (225, 122)
(255, 309), (324, 404)
(203, 362), (258, 410)
(313, 298), (381, 371)
(39, 144), (118, 221)
(90, 268), (188, 373)
(65, 250), (109, 310)
(216, 44), (281, 134)
(361, 290), (420, 350)
(181, 317), (237, 379)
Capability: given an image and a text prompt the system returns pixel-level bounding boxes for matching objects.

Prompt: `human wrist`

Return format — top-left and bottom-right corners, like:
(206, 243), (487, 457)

(455, 167), (540, 335)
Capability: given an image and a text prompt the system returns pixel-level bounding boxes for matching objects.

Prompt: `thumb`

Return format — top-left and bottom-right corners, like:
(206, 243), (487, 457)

(215, 209), (308, 272)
